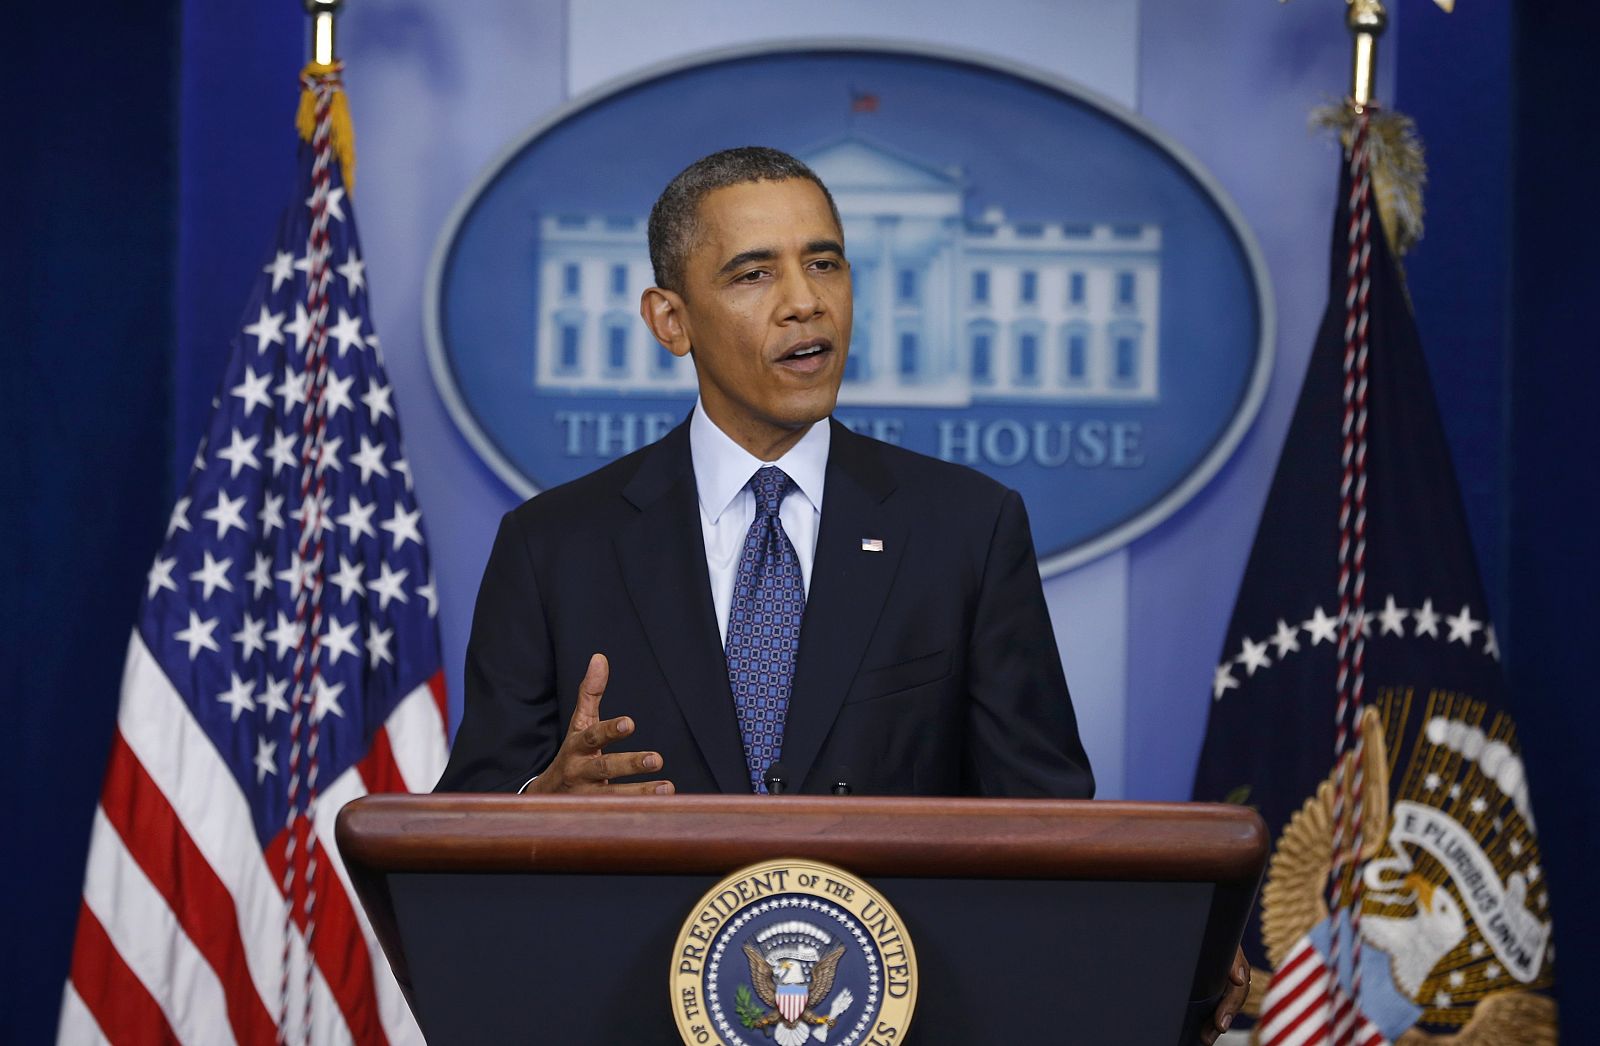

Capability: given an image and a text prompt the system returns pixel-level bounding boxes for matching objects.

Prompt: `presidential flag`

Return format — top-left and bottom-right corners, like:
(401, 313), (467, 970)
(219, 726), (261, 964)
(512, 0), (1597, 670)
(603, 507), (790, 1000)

(1193, 110), (1557, 1044)
(59, 63), (446, 1045)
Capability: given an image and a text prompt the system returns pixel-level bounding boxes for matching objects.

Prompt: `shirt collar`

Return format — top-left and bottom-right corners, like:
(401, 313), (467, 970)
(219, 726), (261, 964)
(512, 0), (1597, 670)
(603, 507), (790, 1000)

(689, 400), (830, 524)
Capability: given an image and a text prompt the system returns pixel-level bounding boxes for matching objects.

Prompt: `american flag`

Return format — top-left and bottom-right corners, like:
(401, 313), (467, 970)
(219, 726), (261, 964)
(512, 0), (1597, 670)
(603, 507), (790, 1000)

(58, 64), (446, 1045)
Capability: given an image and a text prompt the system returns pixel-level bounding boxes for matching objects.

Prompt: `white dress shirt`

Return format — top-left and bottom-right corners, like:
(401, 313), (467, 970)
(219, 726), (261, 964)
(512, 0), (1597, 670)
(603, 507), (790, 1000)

(690, 401), (829, 645)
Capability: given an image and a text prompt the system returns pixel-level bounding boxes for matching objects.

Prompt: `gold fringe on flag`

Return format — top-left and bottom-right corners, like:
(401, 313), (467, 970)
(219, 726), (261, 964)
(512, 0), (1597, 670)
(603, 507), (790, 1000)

(1313, 102), (1427, 257)
(296, 61), (357, 193)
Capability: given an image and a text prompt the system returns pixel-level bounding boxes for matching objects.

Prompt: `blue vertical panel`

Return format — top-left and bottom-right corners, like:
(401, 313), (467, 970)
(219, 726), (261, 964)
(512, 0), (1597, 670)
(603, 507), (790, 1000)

(1394, 0), (1512, 633)
(175, 0), (305, 487)
(1510, 1), (1600, 1030)
(3, 3), (179, 1041)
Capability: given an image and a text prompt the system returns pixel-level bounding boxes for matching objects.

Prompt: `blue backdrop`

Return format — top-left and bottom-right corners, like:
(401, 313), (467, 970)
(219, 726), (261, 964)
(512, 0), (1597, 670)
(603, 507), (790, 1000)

(7, 1), (1596, 1041)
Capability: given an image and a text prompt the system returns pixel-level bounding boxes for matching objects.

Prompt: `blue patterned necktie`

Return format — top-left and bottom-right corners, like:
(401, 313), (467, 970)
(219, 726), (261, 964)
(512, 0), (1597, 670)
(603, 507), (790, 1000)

(725, 465), (806, 793)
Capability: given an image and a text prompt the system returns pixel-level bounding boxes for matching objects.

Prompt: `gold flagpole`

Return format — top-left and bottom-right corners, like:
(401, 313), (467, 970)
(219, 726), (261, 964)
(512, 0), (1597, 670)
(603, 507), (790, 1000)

(1346, 0), (1386, 108)
(305, 0), (343, 65)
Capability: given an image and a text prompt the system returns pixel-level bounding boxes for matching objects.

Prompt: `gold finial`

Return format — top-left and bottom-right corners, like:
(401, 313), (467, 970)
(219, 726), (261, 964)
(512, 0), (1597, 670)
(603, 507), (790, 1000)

(1346, 0), (1387, 109)
(304, 0), (344, 66)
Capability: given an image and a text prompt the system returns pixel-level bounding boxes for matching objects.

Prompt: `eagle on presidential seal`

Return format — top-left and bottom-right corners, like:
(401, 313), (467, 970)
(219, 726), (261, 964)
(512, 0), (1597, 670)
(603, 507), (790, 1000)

(1248, 701), (1557, 1044)
(741, 936), (852, 1045)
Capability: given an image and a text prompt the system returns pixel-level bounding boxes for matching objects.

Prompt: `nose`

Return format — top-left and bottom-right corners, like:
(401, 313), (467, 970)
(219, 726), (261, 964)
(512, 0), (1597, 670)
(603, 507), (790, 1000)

(777, 262), (824, 324)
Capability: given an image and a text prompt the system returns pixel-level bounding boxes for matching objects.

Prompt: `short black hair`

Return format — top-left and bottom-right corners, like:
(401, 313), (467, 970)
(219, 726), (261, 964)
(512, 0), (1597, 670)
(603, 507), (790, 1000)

(647, 146), (842, 293)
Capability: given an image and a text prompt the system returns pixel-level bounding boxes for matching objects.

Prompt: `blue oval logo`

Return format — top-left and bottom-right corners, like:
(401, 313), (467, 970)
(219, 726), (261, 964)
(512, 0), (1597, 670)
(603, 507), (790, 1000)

(426, 43), (1272, 574)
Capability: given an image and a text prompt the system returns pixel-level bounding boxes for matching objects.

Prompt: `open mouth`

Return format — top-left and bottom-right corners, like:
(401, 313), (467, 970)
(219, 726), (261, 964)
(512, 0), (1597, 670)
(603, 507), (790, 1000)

(778, 338), (833, 364)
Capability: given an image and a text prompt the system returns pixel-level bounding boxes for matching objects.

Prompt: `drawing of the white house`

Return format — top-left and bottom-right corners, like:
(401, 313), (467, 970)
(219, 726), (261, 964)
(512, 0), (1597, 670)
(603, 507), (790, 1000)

(533, 137), (1162, 406)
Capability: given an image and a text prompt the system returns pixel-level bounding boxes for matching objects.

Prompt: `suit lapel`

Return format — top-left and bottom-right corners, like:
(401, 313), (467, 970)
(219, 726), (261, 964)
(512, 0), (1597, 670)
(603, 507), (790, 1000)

(615, 423), (750, 794)
(782, 421), (905, 790)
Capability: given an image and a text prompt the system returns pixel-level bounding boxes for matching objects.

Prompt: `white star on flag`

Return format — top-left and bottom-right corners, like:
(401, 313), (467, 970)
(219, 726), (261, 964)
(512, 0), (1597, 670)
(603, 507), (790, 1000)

(174, 611), (220, 660)
(337, 248), (365, 294)
(360, 381), (394, 424)
(349, 436), (388, 484)
(311, 675), (346, 723)
(266, 429), (298, 476)
(313, 434), (345, 476)
(166, 496), (192, 538)
(232, 613), (266, 659)
(308, 184), (346, 222)
(263, 250), (294, 292)
(369, 562), (410, 611)
(1377, 594), (1408, 636)
(215, 672), (256, 722)
(253, 737), (278, 783)
(246, 552), (272, 597)
(265, 611), (304, 659)
(230, 366), (274, 416)
(216, 428), (261, 478)
(1236, 636), (1271, 676)
(322, 371), (355, 418)
(367, 622), (394, 667)
(328, 308), (365, 357)
(1446, 604), (1483, 645)
(382, 505), (423, 551)
(1269, 618), (1301, 657)
(1484, 625), (1500, 661)
(1413, 598), (1441, 638)
(257, 676), (290, 723)
(202, 490), (249, 540)
(328, 555), (366, 604)
(260, 492), (285, 537)
(285, 302), (313, 353)
(147, 556), (178, 599)
(417, 574), (439, 618)
(242, 304), (286, 352)
(275, 552), (312, 601)
(336, 495), (377, 541)
(188, 551), (235, 601)
(274, 369), (308, 412)
(320, 616), (360, 666)
(1303, 606), (1340, 645)
(1213, 664), (1239, 701)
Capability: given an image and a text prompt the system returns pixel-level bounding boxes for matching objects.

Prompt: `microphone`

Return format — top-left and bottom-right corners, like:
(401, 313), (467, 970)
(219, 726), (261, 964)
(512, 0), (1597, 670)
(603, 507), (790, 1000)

(763, 762), (791, 795)
(828, 766), (853, 796)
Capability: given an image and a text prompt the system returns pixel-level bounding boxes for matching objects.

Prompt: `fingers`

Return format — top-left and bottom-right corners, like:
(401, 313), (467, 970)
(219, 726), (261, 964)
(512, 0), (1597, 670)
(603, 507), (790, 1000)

(575, 714), (635, 754)
(571, 750), (664, 782)
(604, 780), (676, 796)
(1202, 946), (1251, 1043)
(569, 653), (609, 733)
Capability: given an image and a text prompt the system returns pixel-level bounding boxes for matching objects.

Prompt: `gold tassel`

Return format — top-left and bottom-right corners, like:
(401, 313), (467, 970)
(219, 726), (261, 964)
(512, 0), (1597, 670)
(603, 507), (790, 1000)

(1312, 102), (1427, 257)
(296, 61), (357, 193)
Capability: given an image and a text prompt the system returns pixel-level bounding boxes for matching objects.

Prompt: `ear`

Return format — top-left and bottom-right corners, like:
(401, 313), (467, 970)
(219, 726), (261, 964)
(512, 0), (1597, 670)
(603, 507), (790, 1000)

(639, 286), (694, 359)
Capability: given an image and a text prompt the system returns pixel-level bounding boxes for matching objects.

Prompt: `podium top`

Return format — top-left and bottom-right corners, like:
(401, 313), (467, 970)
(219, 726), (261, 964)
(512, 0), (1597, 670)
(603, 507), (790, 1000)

(337, 795), (1266, 887)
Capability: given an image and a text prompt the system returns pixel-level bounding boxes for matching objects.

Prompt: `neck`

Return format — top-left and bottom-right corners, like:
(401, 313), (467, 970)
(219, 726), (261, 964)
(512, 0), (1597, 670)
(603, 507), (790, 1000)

(702, 406), (817, 462)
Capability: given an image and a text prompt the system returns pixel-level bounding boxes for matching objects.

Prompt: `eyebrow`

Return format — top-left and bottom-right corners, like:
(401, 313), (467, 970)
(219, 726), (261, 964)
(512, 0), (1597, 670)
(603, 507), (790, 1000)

(714, 239), (846, 279)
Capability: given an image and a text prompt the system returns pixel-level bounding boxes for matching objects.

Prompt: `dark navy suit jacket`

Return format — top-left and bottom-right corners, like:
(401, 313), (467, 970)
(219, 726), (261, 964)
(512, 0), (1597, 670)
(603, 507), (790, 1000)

(435, 418), (1093, 798)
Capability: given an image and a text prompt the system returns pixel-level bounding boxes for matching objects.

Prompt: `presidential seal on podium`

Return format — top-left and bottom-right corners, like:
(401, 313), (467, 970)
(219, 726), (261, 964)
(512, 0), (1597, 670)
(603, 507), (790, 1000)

(671, 859), (918, 1046)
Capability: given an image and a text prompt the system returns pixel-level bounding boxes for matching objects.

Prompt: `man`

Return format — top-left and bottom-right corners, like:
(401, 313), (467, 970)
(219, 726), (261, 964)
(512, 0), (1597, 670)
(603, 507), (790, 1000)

(436, 147), (1248, 1041)
(437, 146), (1091, 800)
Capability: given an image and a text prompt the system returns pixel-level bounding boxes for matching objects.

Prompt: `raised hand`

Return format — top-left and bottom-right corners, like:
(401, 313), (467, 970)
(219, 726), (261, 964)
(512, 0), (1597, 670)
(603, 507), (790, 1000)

(523, 653), (675, 795)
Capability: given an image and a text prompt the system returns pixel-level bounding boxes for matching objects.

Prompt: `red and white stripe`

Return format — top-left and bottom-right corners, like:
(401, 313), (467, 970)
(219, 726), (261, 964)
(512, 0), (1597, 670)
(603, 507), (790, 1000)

(59, 632), (447, 1045)
(1257, 937), (1388, 1046)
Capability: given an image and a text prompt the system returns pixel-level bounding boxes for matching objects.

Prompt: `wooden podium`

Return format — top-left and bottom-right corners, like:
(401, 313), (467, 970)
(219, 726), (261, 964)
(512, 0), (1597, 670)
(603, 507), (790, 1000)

(337, 795), (1266, 1045)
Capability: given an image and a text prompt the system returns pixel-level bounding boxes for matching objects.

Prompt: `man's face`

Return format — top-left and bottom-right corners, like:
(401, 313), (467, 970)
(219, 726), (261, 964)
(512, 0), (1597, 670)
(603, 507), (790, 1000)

(667, 178), (852, 455)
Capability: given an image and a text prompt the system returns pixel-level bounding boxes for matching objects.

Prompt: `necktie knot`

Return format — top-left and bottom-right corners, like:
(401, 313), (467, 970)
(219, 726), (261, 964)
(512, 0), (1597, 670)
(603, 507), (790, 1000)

(750, 466), (792, 519)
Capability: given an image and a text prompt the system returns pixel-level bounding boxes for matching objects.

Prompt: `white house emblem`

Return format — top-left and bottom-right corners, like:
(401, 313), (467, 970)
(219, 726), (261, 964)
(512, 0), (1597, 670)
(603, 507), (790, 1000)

(428, 44), (1271, 574)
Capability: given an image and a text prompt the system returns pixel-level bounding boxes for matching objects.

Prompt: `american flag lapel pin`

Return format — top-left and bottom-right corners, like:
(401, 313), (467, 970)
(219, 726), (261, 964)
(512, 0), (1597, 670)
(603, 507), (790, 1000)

(861, 537), (884, 553)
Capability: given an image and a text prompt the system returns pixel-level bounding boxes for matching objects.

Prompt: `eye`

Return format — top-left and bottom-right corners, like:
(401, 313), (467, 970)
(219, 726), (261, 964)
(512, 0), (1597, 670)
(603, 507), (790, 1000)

(809, 258), (842, 273)
(733, 268), (769, 284)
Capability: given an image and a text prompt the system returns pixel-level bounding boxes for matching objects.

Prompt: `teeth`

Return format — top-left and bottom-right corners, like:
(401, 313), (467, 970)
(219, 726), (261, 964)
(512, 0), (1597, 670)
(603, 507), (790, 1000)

(791, 346), (822, 358)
